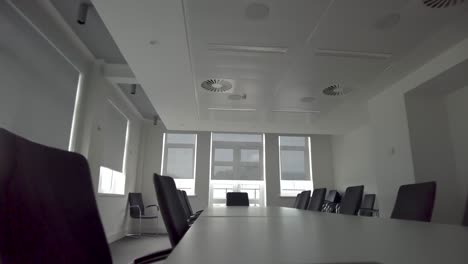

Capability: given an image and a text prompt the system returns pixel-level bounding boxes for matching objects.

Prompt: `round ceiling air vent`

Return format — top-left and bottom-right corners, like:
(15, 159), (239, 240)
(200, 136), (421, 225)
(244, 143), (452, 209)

(423, 0), (464, 8)
(201, 79), (233, 93)
(322, 85), (351, 96)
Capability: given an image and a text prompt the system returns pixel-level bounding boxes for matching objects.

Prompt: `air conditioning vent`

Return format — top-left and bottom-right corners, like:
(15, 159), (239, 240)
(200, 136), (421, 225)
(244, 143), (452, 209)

(322, 85), (351, 96)
(201, 79), (234, 93)
(423, 0), (464, 8)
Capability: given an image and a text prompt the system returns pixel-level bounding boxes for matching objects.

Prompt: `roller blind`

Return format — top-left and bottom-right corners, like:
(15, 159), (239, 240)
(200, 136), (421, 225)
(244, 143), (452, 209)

(101, 101), (128, 172)
(211, 133), (263, 181)
(163, 133), (196, 179)
(0, 1), (79, 150)
(279, 136), (311, 181)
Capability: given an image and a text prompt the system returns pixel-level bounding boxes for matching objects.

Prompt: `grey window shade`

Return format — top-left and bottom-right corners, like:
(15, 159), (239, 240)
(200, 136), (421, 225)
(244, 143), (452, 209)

(101, 102), (128, 172)
(212, 133), (263, 181)
(163, 133), (196, 179)
(279, 136), (310, 181)
(0, 1), (79, 150)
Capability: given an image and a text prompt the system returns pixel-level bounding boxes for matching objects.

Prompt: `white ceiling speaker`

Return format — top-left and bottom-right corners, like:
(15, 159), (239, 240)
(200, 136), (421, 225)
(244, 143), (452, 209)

(245, 3), (270, 21)
(201, 79), (234, 93)
(228, 93), (247, 100)
(423, 0), (464, 8)
(375, 13), (401, 31)
(322, 85), (351, 96)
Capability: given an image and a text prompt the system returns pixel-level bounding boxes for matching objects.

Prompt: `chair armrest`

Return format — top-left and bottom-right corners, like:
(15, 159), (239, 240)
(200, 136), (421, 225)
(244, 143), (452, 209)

(146, 204), (159, 210)
(134, 248), (172, 264)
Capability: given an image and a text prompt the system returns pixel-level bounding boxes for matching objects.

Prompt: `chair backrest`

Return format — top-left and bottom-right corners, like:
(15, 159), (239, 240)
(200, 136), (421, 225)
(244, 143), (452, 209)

(181, 190), (194, 215)
(128, 192), (146, 217)
(296, 190), (311, 210)
(359, 194), (376, 217)
(292, 193), (301, 208)
(307, 188), (327, 211)
(325, 190), (341, 203)
(0, 128), (112, 264)
(153, 174), (190, 246)
(226, 192), (250, 206)
(339, 185), (364, 215)
(391, 181), (436, 222)
(177, 190), (191, 219)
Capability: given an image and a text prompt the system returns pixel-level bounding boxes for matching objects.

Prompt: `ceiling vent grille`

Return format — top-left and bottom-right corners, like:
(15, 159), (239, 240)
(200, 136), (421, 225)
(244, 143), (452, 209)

(322, 85), (351, 96)
(201, 79), (233, 93)
(423, 0), (464, 8)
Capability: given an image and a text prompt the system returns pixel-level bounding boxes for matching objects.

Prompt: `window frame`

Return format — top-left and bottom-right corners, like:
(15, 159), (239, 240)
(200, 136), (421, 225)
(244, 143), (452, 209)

(278, 136), (314, 197)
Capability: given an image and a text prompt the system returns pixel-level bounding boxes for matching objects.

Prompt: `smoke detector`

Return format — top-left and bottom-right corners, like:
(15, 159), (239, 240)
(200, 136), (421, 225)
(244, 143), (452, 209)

(423, 0), (464, 8)
(322, 85), (351, 96)
(201, 79), (234, 93)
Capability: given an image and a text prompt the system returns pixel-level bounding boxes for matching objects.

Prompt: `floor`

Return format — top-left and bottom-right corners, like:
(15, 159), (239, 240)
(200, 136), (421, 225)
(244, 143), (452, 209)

(109, 235), (171, 264)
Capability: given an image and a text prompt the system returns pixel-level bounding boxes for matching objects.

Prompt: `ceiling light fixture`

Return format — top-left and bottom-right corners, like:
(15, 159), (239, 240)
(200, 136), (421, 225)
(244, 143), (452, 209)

(315, 49), (391, 60)
(77, 3), (92, 25)
(208, 44), (288, 54)
(208, 107), (256, 112)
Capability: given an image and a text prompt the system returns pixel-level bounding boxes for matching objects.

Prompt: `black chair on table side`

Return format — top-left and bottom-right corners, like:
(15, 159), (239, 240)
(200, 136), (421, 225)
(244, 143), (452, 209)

(128, 193), (159, 237)
(226, 192), (250, 206)
(293, 193), (301, 208)
(307, 188), (327, 211)
(0, 128), (112, 264)
(181, 190), (203, 217)
(391, 181), (436, 222)
(177, 190), (199, 224)
(134, 174), (190, 264)
(322, 190), (341, 213)
(339, 185), (364, 215)
(296, 190), (311, 210)
(358, 194), (379, 217)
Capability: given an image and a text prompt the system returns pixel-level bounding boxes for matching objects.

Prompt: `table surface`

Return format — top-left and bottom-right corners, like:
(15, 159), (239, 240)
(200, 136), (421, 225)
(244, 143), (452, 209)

(165, 206), (468, 264)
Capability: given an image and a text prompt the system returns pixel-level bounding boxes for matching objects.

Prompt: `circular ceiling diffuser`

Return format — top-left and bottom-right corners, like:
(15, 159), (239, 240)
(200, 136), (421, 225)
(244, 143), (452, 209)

(201, 79), (233, 93)
(423, 0), (464, 8)
(322, 85), (351, 96)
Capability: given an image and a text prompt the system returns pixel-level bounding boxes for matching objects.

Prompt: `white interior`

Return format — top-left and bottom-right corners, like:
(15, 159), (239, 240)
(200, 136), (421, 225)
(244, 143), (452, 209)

(2, 0), (468, 243)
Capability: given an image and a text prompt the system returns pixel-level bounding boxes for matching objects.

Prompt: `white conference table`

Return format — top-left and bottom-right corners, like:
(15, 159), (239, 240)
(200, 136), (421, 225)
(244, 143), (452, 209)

(165, 206), (468, 264)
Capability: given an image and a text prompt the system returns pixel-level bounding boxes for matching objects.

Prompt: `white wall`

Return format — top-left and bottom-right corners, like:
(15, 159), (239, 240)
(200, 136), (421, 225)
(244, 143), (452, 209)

(446, 86), (468, 223)
(76, 62), (143, 242)
(331, 125), (377, 196)
(367, 37), (468, 218)
(405, 93), (462, 224)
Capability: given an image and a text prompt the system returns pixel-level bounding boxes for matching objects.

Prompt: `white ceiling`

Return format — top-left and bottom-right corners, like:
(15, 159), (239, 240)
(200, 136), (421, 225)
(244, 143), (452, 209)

(91, 0), (468, 134)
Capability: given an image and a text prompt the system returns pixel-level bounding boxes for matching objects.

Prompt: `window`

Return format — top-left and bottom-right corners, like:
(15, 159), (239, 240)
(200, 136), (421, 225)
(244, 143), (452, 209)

(279, 136), (313, 196)
(162, 133), (197, 195)
(98, 101), (129, 195)
(210, 133), (265, 206)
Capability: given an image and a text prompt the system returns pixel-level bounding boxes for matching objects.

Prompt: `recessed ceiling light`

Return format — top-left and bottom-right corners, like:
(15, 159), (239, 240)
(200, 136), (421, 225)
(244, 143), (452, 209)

(300, 96), (316, 103)
(315, 49), (391, 60)
(208, 44), (287, 54)
(375, 13), (401, 31)
(245, 3), (270, 21)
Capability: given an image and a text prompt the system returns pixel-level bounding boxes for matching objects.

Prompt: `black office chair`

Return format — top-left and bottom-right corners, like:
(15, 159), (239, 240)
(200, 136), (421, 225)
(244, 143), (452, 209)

(134, 174), (190, 263)
(391, 181), (436, 222)
(181, 190), (203, 218)
(307, 188), (327, 211)
(292, 193), (301, 208)
(0, 128), (112, 264)
(226, 192), (250, 206)
(296, 190), (312, 210)
(339, 185), (364, 215)
(358, 194), (379, 217)
(177, 190), (192, 219)
(128, 192), (159, 237)
(322, 190), (341, 213)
